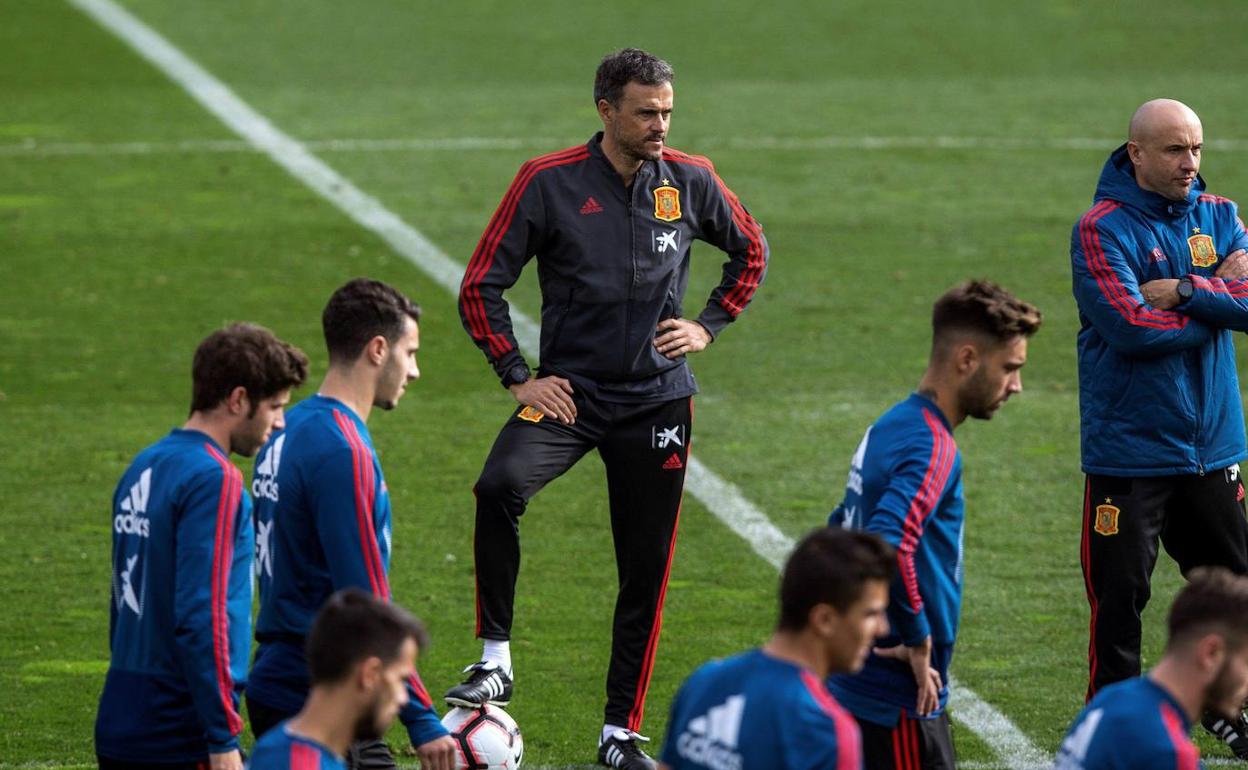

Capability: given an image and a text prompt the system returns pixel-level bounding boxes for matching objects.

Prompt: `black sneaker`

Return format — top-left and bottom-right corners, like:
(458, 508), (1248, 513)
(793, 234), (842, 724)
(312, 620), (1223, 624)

(598, 729), (656, 770)
(1202, 711), (1248, 760)
(444, 661), (512, 708)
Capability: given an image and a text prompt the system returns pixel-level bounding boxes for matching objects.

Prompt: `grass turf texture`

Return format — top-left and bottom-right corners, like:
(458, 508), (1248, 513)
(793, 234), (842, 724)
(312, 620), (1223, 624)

(5, 0), (1248, 766)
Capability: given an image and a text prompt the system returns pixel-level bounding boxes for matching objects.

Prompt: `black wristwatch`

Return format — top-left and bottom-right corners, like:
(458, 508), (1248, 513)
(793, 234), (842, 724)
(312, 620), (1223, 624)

(1176, 276), (1194, 304)
(501, 364), (531, 389)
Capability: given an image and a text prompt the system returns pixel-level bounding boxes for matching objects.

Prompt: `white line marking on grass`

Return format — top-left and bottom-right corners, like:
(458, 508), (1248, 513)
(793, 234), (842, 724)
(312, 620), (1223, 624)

(16, 133), (1248, 158)
(67, 1), (1048, 767)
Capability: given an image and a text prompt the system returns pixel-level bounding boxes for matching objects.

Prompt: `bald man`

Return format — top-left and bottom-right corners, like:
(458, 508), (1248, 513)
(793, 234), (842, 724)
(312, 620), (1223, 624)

(1071, 99), (1248, 759)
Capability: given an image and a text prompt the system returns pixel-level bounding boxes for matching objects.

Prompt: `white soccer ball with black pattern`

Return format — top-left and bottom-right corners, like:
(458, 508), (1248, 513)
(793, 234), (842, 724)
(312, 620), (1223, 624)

(441, 705), (523, 770)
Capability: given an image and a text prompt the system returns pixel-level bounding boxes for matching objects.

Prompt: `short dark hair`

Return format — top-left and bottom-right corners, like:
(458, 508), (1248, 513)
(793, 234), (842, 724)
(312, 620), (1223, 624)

(1167, 567), (1248, 652)
(777, 528), (895, 632)
(593, 48), (674, 107)
(322, 278), (422, 365)
(306, 589), (430, 686)
(932, 279), (1042, 351)
(189, 322), (308, 414)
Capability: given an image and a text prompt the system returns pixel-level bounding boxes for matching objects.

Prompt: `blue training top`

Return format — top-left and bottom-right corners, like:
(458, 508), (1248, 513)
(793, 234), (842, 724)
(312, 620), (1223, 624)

(247, 395), (446, 747)
(247, 721), (347, 770)
(827, 392), (964, 727)
(1055, 676), (1200, 770)
(95, 429), (252, 761)
(660, 649), (861, 770)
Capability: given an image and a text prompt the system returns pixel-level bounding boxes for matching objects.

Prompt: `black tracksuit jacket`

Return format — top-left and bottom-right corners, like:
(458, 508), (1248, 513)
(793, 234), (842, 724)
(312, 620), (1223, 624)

(459, 132), (768, 401)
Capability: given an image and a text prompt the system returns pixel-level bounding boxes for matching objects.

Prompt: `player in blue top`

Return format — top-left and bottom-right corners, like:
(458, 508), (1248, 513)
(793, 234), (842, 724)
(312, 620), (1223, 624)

(95, 323), (308, 770)
(246, 279), (455, 770)
(1056, 567), (1248, 769)
(827, 280), (1042, 769)
(659, 527), (894, 770)
(248, 590), (429, 770)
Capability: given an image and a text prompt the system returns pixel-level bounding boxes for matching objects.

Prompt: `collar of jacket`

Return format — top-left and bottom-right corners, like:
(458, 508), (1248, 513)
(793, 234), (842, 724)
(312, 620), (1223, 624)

(1093, 142), (1205, 221)
(587, 131), (657, 188)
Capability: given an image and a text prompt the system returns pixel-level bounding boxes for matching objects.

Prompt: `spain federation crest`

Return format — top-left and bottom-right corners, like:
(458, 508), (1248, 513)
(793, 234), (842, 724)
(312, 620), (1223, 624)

(1189, 233), (1218, 268)
(653, 185), (681, 222)
(1094, 502), (1120, 536)
(516, 406), (545, 423)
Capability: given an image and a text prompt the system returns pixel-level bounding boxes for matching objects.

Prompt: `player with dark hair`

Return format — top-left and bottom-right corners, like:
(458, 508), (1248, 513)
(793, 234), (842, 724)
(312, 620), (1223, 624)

(658, 528), (894, 770)
(246, 278), (455, 770)
(453, 46), (768, 770)
(1072, 98), (1248, 757)
(1057, 567), (1248, 769)
(95, 323), (308, 770)
(827, 280), (1042, 769)
(248, 590), (430, 770)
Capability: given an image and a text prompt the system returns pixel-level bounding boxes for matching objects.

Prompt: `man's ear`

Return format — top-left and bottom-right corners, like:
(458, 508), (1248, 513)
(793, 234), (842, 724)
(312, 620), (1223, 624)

(807, 602), (839, 639)
(597, 98), (614, 125)
(364, 335), (388, 367)
(1126, 140), (1143, 165)
(356, 655), (384, 692)
(225, 385), (250, 416)
(1195, 633), (1228, 677)
(955, 343), (980, 375)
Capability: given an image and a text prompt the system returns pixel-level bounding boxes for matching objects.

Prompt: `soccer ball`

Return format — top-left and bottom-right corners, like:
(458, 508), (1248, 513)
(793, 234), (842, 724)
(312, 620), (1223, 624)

(441, 705), (524, 770)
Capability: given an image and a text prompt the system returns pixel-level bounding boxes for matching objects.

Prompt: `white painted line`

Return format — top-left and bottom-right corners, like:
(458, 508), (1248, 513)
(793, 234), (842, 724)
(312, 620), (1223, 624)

(66, 1), (1048, 767)
(15, 133), (1248, 159)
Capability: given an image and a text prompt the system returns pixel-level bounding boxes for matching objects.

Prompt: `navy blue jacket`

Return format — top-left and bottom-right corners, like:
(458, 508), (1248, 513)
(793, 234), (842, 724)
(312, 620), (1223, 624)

(1072, 145), (1248, 476)
(95, 430), (251, 761)
(1055, 677), (1198, 770)
(827, 393), (963, 726)
(247, 396), (446, 747)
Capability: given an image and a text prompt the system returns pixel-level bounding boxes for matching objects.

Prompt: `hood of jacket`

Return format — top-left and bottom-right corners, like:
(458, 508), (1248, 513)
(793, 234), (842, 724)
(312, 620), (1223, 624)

(1093, 143), (1205, 221)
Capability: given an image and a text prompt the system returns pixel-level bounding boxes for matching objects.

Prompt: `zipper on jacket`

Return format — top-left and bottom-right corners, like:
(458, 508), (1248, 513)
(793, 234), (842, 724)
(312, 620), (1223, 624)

(623, 185), (637, 375)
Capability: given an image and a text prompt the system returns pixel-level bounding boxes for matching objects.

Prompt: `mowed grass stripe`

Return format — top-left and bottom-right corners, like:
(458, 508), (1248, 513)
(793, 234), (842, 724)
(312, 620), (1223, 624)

(66, 0), (1051, 767)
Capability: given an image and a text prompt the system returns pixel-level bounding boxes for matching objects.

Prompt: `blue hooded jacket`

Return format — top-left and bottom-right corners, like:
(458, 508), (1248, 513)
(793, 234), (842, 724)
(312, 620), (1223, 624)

(1071, 144), (1248, 476)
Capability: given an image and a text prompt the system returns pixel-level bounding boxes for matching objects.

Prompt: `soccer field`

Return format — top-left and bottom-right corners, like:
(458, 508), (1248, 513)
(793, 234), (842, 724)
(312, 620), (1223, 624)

(7, 1), (1248, 767)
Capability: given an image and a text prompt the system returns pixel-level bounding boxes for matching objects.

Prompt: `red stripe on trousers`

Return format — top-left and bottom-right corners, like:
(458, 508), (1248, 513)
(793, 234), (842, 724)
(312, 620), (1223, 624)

(1080, 477), (1099, 700)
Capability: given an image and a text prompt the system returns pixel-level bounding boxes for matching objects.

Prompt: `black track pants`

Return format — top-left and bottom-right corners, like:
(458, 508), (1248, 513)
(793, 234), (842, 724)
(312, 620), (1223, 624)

(472, 392), (692, 730)
(1081, 467), (1248, 699)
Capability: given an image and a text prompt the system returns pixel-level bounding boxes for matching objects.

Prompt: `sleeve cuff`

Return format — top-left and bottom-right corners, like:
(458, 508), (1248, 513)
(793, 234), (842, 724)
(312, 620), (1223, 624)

(206, 735), (240, 754)
(696, 304), (734, 339)
(403, 712), (450, 747)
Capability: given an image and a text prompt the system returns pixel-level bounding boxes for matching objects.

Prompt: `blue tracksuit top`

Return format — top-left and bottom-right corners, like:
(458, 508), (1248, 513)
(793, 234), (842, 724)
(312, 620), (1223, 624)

(827, 393), (963, 726)
(247, 721), (347, 770)
(247, 395), (446, 747)
(1072, 144), (1248, 476)
(95, 429), (252, 761)
(1055, 677), (1201, 770)
(660, 649), (862, 770)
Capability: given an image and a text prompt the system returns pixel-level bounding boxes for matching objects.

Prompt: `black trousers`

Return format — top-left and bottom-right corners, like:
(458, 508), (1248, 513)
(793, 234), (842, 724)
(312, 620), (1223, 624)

(473, 392), (692, 730)
(248, 695), (395, 770)
(1081, 467), (1248, 699)
(858, 713), (955, 770)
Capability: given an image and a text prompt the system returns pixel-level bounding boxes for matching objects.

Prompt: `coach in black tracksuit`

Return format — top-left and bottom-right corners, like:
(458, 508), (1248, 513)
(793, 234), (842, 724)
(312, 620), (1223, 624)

(450, 49), (767, 770)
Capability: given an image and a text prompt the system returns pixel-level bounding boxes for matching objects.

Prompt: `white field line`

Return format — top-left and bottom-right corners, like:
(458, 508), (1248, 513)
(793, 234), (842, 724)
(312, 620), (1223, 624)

(67, 1), (1048, 768)
(17, 133), (1248, 158)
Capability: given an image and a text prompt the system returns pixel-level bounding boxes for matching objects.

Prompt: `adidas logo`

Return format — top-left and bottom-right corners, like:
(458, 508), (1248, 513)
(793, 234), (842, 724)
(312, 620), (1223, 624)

(676, 694), (744, 770)
(252, 434), (285, 502)
(662, 453), (683, 470)
(115, 467), (151, 538)
(579, 196), (604, 215)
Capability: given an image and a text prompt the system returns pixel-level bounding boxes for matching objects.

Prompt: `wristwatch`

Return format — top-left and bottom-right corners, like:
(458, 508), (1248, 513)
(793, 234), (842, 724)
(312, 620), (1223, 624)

(1176, 276), (1194, 303)
(501, 364), (531, 389)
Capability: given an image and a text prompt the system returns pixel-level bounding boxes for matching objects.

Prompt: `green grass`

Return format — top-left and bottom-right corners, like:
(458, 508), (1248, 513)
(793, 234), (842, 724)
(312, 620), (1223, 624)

(6, 0), (1248, 766)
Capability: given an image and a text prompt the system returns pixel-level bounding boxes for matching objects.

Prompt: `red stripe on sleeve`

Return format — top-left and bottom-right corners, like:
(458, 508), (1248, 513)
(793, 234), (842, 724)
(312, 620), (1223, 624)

(799, 671), (862, 770)
(290, 741), (323, 770)
(1079, 201), (1188, 330)
(1199, 193), (1234, 205)
(461, 146), (589, 357)
(332, 411), (390, 600)
(1159, 703), (1199, 770)
(204, 444), (244, 736)
(1192, 274), (1248, 297)
(407, 671), (434, 709)
(663, 149), (766, 315)
(896, 411), (955, 612)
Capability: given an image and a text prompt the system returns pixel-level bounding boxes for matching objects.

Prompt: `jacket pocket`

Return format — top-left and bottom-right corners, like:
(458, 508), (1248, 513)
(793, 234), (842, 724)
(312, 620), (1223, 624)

(545, 288), (575, 356)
